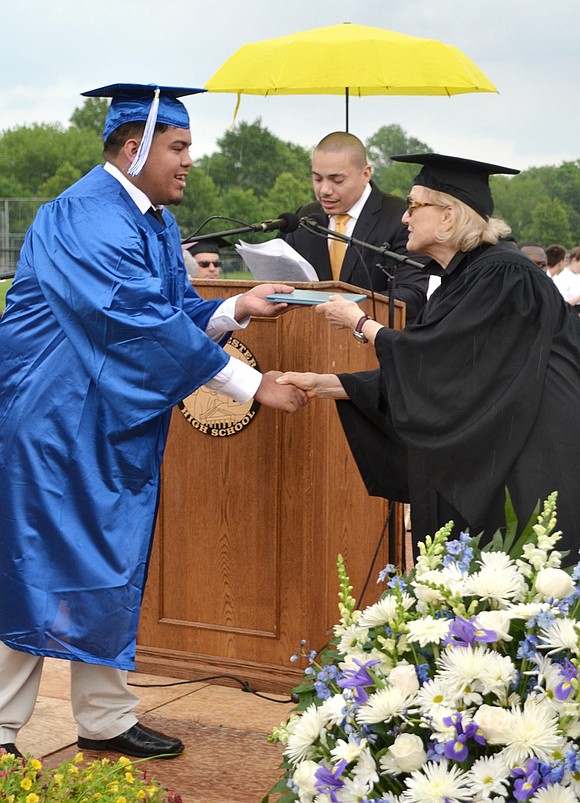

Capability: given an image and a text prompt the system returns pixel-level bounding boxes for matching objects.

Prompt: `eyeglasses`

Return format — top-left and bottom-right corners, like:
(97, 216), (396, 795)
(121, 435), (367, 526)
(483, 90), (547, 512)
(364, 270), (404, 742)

(196, 260), (221, 268)
(405, 196), (438, 215)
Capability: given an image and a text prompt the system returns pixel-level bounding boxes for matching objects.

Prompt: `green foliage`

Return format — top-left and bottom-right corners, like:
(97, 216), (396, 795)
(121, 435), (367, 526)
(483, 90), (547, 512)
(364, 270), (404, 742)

(69, 97), (109, 136)
(0, 123), (101, 196)
(366, 124), (432, 196)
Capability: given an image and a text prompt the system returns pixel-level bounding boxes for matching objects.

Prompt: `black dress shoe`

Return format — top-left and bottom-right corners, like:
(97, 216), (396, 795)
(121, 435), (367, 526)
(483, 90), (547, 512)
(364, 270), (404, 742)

(0, 743), (23, 759)
(77, 722), (184, 759)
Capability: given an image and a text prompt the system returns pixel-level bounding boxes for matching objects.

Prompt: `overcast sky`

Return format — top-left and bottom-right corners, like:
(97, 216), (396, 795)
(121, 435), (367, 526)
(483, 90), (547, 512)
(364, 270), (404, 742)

(2, 1), (578, 171)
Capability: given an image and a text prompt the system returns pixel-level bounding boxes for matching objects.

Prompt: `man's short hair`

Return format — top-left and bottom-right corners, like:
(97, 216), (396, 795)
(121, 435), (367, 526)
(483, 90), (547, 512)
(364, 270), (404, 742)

(314, 132), (368, 171)
(103, 121), (169, 158)
(545, 244), (567, 267)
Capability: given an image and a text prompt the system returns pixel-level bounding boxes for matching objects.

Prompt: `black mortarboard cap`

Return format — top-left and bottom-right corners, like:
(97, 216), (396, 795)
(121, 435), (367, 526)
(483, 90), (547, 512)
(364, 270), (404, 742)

(391, 153), (520, 219)
(183, 237), (231, 256)
(81, 83), (205, 175)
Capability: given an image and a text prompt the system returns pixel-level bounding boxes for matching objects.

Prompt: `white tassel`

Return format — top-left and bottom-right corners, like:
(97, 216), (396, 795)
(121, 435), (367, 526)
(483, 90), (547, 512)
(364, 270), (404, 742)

(128, 88), (160, 176)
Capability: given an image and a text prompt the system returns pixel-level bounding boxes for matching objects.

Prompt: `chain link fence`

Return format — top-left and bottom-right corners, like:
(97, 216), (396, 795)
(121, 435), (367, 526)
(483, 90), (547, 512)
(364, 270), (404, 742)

(0, 198), (49, 277)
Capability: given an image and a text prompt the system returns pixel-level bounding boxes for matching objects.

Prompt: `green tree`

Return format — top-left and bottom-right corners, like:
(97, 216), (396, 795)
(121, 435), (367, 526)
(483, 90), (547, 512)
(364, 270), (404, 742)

(0, 124), (101, 195)
(37, 162), (83, 198)
(69, 98), (109, 136)
(366, 124), (432, 193)
(520, 197), (572, 247)
(261, 171), (314, 219)
(197, 119), (311, 197)
(172, 167), (223, 238)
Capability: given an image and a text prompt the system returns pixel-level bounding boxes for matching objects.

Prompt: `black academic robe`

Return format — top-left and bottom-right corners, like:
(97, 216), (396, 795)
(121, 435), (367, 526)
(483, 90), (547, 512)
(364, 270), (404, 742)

(337, 241), (580, 559)
(283, 183), (428, 322)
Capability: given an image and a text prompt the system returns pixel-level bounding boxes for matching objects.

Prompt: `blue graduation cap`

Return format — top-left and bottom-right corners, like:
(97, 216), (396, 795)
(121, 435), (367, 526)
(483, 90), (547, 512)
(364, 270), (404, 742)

(82, 83), (205, 176)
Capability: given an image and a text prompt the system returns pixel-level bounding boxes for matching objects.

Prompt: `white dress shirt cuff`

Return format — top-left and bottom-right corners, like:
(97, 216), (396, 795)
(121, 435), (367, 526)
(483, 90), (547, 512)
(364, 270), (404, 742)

(205, 295), (250, 341)
(205, 356), (262, 403)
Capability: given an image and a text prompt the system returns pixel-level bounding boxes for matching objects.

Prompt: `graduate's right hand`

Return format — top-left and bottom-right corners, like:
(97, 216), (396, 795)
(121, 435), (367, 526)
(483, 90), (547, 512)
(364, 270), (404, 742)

(255, 371), (308, 413)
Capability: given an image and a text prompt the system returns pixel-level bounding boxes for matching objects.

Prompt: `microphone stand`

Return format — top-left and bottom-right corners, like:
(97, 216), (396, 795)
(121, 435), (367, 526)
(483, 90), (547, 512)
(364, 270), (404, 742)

(181, 223), (266, 244)
(299, 219), (424, 329)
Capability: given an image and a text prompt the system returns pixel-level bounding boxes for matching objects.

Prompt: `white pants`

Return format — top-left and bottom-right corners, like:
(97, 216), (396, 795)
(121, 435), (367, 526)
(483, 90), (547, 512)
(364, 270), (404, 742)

(0, 642), (139, 742)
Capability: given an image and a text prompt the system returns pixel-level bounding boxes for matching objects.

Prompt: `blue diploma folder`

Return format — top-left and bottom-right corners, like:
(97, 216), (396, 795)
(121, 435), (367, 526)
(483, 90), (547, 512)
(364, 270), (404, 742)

(266, 290), (367, 306)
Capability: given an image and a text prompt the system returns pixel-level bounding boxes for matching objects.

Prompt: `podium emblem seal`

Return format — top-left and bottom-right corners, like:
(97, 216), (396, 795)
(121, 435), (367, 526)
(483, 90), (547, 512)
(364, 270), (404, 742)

(179, 337), (260, 437)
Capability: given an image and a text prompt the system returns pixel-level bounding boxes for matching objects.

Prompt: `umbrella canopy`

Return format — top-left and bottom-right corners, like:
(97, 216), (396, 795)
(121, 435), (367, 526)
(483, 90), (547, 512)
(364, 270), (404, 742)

(204, 23), (497, 130)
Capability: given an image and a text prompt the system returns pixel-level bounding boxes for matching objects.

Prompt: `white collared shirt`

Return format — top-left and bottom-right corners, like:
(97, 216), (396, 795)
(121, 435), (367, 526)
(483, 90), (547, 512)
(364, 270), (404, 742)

(327, 182), (372, 247)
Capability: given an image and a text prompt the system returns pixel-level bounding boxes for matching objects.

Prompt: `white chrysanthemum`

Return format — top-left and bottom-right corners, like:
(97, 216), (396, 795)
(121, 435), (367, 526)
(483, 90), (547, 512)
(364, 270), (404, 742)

(500, 699), (564, 766)
(530, 785), (579, 803)
(320, 690), (355, 727)
(357, 593), (415, 627)
(335, 623), (370, 653)
(406, 615), (450, 647)
(352, 744), (380, 788)
(464, 562), (525, 604)
(414, 678), (459, 714)
(330, 736), (368, 764)
(401, 760), (471, 802)
(438, 645), (504, 697)
(466, 755), (509, 797)
(478, 551), (514, 571)
(538, 618), (580, 654)
(356, 686), (413, 725)
(284, 703), (328, 763)
(482, 651), (517, 695)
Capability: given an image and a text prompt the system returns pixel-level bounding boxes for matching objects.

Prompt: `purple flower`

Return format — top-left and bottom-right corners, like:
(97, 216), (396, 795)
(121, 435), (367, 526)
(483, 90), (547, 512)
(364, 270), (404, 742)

(315, 759), (348, 801)
(337, 658), (380, 704)
(554, 659), (578, 701)
(442, 712), (486, 764)
(445, 616), (497, 648)
(511, 759), (542, 800)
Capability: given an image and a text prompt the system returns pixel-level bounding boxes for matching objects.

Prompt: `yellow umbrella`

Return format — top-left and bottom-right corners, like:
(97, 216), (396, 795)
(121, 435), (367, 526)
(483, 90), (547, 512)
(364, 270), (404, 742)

(204, 23), (497, 131)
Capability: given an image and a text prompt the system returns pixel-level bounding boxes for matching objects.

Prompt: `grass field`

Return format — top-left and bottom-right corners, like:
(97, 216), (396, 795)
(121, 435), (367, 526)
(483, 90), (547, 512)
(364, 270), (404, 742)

(0, 279), (12, 311)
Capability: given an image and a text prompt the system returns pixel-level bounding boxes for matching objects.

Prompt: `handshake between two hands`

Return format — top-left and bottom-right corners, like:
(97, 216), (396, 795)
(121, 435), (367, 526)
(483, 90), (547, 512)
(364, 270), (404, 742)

(241, 284), (362, 413)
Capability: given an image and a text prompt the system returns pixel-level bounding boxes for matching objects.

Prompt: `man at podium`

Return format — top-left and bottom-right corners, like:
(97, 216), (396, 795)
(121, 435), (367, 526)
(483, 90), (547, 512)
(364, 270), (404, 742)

(282, 132), (428, 323)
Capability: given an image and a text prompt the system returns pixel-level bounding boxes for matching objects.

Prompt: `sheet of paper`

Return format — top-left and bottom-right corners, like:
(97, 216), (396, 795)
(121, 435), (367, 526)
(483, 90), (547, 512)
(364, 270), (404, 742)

(235, 239), (319, 282)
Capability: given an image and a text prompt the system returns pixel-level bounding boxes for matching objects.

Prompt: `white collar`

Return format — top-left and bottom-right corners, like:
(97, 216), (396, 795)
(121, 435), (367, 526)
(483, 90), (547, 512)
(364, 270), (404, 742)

(346, 182), (372, 221)
(103, 161), (163, 216)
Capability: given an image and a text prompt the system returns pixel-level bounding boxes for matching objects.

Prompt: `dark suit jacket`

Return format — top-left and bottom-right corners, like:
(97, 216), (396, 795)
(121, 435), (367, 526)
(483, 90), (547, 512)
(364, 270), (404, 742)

(283, 184), (428, 322)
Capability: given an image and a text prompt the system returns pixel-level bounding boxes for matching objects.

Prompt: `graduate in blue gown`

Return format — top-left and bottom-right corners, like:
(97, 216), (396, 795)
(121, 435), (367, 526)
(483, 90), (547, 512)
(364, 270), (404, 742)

(0, 83), (306, 759)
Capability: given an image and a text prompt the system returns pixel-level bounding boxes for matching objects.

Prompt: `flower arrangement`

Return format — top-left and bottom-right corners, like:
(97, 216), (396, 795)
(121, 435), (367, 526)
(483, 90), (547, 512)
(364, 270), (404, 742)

(0, 748), (182, 802)
(266, 492), (580, 803)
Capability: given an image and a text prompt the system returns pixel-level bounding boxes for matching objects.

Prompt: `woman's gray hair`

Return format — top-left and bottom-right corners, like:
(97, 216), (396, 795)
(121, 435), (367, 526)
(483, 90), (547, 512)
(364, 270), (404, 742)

(426, 189), (511, 252)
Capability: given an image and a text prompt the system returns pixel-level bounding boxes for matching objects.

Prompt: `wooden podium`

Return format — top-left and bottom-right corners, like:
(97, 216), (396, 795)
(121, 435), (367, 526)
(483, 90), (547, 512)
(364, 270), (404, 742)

(136, 281), (405, 693)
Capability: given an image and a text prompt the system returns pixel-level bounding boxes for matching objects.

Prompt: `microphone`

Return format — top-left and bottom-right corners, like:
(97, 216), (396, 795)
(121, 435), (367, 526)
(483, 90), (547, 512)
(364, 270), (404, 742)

(255, 212), (300, 233)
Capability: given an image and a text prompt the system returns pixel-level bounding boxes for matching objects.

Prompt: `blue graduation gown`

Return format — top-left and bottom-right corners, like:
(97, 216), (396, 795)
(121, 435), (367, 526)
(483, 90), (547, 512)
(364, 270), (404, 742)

(0, 166), (231, 669)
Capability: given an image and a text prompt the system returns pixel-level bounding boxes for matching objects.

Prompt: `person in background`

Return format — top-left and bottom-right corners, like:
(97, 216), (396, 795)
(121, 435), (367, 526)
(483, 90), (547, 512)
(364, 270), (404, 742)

(282, 132), (428, 323)
(278, 153), (580, 563)
(181, 238), (226, 282)
(519, 241), (548, 270)
(0, 83), (306, 762)
(545, 243), (568, 279)
(553, 245), (580, 308)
